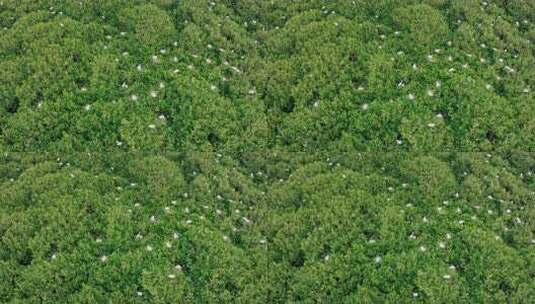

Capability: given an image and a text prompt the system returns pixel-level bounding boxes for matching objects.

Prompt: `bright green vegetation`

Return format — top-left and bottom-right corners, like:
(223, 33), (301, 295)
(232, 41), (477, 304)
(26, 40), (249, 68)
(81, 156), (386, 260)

(0, 1), (534, 303)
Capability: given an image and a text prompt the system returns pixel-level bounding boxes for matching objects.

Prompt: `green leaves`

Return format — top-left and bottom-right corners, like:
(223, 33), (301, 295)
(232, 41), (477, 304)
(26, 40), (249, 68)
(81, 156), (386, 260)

(368, 54), (397, 97)
(1, 0), (533, 152)
(1, 1), (534, 302)
(128, 156), (185, 200)
(400, 156), (457, 201)
(393, 4), (450, 47)
(1, 152), (534, 302)
(118, 4), (177, 48)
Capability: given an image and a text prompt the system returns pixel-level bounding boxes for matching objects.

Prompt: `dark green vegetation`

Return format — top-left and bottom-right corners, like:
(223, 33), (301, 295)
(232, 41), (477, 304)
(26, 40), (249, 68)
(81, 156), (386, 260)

(1, 152), (534, 303)
(1, 0), (534, 152)
(0, 1), (534, 303)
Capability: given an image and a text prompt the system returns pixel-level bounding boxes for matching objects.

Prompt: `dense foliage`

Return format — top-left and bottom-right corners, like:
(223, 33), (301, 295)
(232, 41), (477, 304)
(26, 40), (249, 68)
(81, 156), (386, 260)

(0, 1), (534, 303)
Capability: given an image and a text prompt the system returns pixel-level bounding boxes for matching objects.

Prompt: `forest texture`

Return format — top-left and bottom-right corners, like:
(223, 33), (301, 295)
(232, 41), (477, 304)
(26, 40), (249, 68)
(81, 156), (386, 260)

(0, 1), (534, 303)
